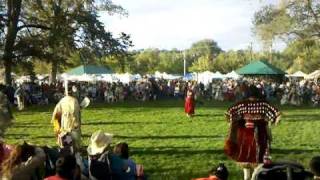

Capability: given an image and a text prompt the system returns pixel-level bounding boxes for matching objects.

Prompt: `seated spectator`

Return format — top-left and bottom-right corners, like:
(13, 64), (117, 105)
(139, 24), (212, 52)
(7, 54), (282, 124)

(0, 139), (13, 171)
(1, 142), (46, 180)
(114, 142), (145, 180)
(193, 163), (229, 180)
(87, 130), (129, 180)
(45, 154), (81, 180)
(310, 156), (320, 179)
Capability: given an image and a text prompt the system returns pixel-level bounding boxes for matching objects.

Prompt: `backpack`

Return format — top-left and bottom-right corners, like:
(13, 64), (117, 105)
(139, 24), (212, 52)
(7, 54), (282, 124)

(252, 161), (313, 180)
(89, 151), (112, 180)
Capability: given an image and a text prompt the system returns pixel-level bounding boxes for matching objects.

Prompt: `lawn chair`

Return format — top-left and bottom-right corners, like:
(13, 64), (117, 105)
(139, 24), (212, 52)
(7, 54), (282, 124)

(251, 161), (313, 180)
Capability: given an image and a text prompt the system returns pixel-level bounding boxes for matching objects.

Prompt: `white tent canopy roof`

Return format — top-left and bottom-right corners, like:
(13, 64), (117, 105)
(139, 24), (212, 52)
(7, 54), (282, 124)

(287, 71), (307, 78)
(225, 71), (240, 79)
(306, 70), (320, 79)
(154, 71), (181, 80)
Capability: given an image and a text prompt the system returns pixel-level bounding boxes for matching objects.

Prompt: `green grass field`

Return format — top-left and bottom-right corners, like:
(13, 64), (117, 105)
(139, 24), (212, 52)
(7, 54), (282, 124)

(5, 100), (320, 180)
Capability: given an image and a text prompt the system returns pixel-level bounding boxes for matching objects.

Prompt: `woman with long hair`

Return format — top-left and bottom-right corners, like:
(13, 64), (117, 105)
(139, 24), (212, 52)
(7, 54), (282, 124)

(1, 142), (46, 180)
(0, 140), (12, 172)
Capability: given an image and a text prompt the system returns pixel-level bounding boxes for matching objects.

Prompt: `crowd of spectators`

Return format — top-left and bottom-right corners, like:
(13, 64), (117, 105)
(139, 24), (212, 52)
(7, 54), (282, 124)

(1, 136), (320, 180)
(1, 77), (320, 179)
(2, 77), (319, 110)
(0, 131), (145, 180)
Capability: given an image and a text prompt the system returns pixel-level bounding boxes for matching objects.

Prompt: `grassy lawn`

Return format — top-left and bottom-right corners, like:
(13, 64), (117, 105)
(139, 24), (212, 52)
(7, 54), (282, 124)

(5, 100), (320, 180)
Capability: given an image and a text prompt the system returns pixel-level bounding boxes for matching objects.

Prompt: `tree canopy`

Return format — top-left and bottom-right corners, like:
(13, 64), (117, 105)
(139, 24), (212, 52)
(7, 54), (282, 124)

(0, 0), (132, 84)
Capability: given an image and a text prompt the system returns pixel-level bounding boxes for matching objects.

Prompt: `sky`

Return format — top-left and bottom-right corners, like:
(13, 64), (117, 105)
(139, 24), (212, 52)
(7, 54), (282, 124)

(99, 0), (284, 51)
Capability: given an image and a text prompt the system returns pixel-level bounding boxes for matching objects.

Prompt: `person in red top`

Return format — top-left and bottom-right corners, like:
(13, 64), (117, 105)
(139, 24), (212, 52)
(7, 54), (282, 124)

(185, 89), (195, 117)
(193, 163), (229, 180)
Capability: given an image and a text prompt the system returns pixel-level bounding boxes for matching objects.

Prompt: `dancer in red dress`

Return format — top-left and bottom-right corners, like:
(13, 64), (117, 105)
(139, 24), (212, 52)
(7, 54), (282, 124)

(185, 89), (195, 117)
(224, 85), (280, 180)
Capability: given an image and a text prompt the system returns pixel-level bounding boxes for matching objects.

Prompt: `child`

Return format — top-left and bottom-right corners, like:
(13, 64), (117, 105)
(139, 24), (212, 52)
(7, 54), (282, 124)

(193, 163), (229, 180)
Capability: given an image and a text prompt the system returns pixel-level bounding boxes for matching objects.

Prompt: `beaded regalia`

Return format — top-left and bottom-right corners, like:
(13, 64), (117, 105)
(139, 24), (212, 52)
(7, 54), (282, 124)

(224, 99), (280, 166)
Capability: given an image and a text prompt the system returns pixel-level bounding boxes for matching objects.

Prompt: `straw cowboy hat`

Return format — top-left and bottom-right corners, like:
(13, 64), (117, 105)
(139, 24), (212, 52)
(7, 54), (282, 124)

(87, 130), (113, 155)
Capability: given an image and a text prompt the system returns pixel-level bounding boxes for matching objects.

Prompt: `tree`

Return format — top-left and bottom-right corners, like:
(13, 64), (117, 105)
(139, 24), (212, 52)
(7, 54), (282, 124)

(188, 39), (222, 72)
(253, 0), (320, 43)
(189, 55), (213, 72)
(157, 50), (184, 74)
(0, 0), (131, 85)
(283, 40), (320, 73)
(31, 0), (131, 83)
(134, 49), (160, 73)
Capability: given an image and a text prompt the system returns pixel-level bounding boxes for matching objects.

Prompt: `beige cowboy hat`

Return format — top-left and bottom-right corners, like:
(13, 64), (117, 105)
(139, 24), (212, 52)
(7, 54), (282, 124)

(87, 130), (113, 155)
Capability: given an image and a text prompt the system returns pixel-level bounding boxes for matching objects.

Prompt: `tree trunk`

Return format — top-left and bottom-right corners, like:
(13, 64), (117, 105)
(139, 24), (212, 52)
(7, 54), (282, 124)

(4, 58), (12, 85)
(2, 0), (23, 85)
(50, 61), (58, 84)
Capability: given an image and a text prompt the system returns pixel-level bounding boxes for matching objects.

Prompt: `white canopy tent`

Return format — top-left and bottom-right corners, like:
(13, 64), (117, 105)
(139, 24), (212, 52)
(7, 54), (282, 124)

(212, 71), (224, 79)
(113, 73), (134, 84)
(183, 73), (197, 81)
(154, 71), (181, 80)
(286, 71), (307, 79)
(131, 74), (142, 81)
(225, 71), (240, 79)
(16, 75), (31, 84)
(197, 71), (216, 85)
(306, 70), (320, 80)
(96, 74), (118, 82)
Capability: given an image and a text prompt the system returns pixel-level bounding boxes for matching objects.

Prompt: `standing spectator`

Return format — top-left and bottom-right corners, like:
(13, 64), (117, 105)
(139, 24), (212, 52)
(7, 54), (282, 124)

(14, 84), (25, 111)
(0, 86), (13, 138)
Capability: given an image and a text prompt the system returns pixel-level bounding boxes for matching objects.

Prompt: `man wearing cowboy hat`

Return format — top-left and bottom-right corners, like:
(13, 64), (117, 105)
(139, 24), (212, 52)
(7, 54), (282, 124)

(87, 130), (129, 180)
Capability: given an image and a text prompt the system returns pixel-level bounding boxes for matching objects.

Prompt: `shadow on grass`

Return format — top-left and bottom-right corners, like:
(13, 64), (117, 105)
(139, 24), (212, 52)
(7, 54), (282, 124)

(131, 147), (224, 156)
(83, 121), (165, 126)
(6, 133), (54, 139)
(193, 114), (213, 117)
(282, 114), (320, 121)
(13, 124), (51, 128)
(110, 135), (224, 140)
(272, 148), (320, 154)
(6, 133), (30, 137)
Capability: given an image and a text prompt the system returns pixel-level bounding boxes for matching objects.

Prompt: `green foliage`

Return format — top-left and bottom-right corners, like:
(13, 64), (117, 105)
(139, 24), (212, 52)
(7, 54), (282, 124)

(253, 0), (320, 47)
(189, 56), (213, 72)
(212, 50), (260, 73)
(0, 0), (132, 83)
(283, 40), (320, 73)
(6, 100), (320, 179)
(253, 4), (292, 48)
(104, 53), (134, 73)
(131, 49), (160, 73)
(188, 39), (222, 72)
(121, 39), (223, 74)
(157, 50), (183, 74)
